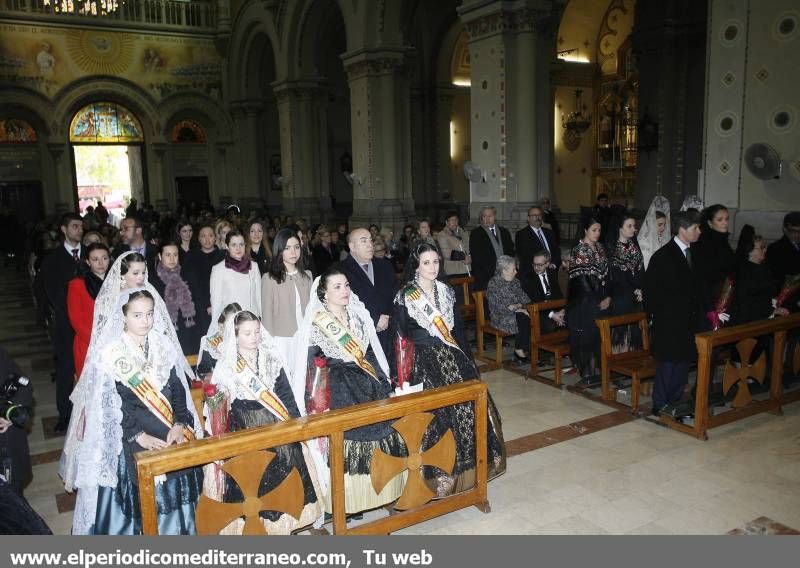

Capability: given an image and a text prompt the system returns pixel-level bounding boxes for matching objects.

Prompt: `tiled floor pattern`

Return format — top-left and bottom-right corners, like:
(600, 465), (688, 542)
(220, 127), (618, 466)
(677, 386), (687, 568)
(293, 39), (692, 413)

(4, 267), (800, 535)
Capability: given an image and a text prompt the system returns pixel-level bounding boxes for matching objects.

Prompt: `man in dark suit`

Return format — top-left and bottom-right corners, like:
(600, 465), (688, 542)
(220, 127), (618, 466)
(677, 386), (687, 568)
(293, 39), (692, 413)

(644, 210), (704, 415)
(337, 228), (397, 358)
(521, 250), (566, 334)
(470, 206), (515, 291)
(114, 215), (157, 273)
(515, 205), (561, 279)
(766, 212), (800, 312)
(539, 196), (561, 247)
(40, 212), (84, 433)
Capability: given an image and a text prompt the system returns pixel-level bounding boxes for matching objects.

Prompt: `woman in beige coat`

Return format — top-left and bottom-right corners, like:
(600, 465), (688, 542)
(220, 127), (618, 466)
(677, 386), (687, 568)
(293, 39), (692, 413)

(261, 227), (313, 410)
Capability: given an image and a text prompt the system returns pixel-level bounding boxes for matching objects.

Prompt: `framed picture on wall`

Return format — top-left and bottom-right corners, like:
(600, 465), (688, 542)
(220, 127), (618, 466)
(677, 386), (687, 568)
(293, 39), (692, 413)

(270, 154), (282, 191)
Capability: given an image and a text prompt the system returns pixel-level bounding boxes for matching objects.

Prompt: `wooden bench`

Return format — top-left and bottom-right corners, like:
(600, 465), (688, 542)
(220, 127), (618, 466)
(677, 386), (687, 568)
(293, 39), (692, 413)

(596, 312), (657, 412)
(473, 290), (510, 370)
(526, 299), (570, 385)
(450, 275), (475, 322)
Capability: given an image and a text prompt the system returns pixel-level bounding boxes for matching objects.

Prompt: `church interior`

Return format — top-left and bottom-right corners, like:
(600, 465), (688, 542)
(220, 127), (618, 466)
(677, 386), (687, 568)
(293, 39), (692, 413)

(1, 0), (800, 535)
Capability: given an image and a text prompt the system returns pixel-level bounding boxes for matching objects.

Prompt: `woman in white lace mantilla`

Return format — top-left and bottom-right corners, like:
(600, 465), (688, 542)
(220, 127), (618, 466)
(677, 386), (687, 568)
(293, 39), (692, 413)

(59, 288), (203, 535)
(639, 195), (671, 269)
(293, 268), (406, 516)
(209, 310), (322, 534)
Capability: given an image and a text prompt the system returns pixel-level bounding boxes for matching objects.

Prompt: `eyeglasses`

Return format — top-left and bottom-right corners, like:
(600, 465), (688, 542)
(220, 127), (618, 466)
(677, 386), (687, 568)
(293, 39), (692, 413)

(533, 262), (549, 267)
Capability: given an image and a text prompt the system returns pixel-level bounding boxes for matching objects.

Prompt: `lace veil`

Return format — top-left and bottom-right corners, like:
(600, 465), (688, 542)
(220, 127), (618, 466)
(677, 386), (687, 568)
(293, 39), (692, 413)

(639, 195), (671, 269)
(60, 285), (201, 535)
(291, 276), (390, 413)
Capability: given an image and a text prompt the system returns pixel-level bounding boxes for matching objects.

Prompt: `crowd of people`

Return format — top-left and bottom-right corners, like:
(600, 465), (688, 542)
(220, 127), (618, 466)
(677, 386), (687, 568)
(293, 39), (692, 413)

(8, 192), (799, 535)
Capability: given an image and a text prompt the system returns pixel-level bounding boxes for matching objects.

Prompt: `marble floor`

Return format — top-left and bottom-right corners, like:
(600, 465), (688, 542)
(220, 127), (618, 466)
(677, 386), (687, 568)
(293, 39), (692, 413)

(4, 266), (800, 535)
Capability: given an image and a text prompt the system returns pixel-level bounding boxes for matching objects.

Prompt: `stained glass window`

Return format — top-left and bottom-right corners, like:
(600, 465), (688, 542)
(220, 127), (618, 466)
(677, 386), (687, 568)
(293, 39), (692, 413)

(0, 119), (37, 143)
(69, 102), (143, 143)
(171, 120), (206, 143)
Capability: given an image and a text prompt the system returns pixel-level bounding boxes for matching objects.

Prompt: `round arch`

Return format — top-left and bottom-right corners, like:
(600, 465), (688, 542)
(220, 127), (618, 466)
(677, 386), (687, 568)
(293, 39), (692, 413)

(158, 92), (234, 142)
(227, 2), (282, 100)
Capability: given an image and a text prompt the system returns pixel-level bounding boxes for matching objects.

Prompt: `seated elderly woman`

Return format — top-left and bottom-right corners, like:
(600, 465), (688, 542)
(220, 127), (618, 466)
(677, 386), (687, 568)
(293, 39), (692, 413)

(486, 254), (532, 363)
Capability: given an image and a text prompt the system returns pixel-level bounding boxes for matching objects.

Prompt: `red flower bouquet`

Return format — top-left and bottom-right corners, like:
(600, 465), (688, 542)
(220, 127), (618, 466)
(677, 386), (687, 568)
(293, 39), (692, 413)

(776, 273), (800, 308)
(395, 334), (415, 388)
(708, 277), (735, 331)
(305, 356), (330, 415)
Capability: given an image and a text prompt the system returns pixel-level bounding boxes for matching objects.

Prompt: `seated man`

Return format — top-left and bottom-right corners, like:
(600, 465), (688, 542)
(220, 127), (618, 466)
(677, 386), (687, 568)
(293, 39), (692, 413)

(521, 250), (565, 334)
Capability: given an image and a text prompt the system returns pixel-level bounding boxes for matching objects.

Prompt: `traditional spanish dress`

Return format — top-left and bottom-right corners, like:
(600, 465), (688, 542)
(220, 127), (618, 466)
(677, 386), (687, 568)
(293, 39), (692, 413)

(393, 279), (506, 497)
(567, 240), (610, 380)
(304, 300), (406, 514)
(196, 330), (224, 378)
(211, 320), (322, 534)
(608, 239), (644, 352)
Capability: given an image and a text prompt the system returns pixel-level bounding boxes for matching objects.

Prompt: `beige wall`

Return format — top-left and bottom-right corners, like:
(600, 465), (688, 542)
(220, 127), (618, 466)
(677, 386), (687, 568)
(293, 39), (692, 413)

(553, 85), (593, 213)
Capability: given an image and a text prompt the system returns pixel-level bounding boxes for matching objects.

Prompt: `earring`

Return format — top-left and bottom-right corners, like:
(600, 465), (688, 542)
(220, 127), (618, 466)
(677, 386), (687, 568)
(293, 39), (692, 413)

(123, 323), (128, 332)
(120, 275), (125, 287)
(323, 296), (328, 308)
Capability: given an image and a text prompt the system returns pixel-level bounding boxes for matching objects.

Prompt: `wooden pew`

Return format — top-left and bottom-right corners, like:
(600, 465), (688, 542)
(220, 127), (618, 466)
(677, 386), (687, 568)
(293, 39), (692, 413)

(450, 275), (475, 322)
(473, 290), (510, 370)
(596, 312), (657, 412)
(661, 313), (800, 440)
(526, 299), (570, 385)
(136, 381), (491, 535)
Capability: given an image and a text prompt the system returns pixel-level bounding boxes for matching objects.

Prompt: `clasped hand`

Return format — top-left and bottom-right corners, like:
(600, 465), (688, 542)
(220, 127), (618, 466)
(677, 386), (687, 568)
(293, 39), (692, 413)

(137, 424), (186, 450)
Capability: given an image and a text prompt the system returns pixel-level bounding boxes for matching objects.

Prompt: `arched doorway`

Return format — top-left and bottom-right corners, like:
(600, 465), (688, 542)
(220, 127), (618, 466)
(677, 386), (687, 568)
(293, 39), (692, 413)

(69, 101), (146, 222)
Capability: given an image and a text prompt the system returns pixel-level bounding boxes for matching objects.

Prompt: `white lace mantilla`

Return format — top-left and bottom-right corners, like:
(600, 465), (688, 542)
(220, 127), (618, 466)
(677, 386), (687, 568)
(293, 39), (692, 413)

(214, 346), (285, 404)
(394, 281), (456, 339)
(309, 306), (371, 362)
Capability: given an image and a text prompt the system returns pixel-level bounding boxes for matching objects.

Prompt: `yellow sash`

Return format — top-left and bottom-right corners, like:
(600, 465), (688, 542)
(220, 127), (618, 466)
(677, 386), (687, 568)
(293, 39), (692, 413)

(235, 354), (291, 422)
(313, 310), (379, 380)
(110, 345), (195, 441)
(404, 285), (462, 352)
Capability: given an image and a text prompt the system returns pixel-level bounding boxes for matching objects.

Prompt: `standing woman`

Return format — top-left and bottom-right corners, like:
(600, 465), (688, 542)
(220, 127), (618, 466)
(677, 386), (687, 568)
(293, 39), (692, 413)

(246, 218), (271, 276)
(61, 288), (203, 535)
(176, 222), (194, 265)
(209, 231), (261, 326)
(261, 228), (312, 408)
(210, 311), (322, 534)
(293, 269), (406, 515)
(311, 225), (337, 277)
(608, 214), (644, 352)
(214, 220), (232, 251)
(150, 241), (197, 355)
(567, 217), (611, 383)
(692, 204), (736, 327)
(67, 242), (110, 377)
(393, 242), (506, 497)
(182, 225), (224, 336)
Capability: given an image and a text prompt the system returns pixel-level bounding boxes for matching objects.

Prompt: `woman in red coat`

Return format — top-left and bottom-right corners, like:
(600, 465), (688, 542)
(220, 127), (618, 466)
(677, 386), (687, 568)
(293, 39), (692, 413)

(67, 242), (110, 378)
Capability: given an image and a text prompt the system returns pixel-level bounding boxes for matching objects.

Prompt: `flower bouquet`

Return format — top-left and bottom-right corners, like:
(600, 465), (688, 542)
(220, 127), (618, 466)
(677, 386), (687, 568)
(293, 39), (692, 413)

(707, 277), (735, 331)
(305, 356), (330, 456)
(775, 273), (800, 308)
(202, 383), (229, 500)
(393, 334), (422, 397)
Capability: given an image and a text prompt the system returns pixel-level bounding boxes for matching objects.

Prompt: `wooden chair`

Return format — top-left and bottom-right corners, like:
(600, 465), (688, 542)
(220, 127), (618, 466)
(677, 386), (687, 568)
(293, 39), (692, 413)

(526, 299), (570, 385)
(596, 312), (657, 413)
(450, 275), (475, 322)
(473, 290), (510, 370)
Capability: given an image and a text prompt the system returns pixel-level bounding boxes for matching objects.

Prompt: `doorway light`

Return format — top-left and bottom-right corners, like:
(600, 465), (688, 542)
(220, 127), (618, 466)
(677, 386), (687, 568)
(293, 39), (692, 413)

(450, 121), (456, 159)
(452, 79), (471, 87)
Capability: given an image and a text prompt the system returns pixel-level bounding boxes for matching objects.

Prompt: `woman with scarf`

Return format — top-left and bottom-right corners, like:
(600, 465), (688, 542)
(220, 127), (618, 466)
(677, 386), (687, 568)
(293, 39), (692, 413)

(196, 302), (241, 379)
(67, 242), (110, 377)
(210, 310), (322, 534)
(150, 241), (197, 355)
(60, 288), (203, 535)
(567, 216), (611, 383)
(607, 214), (645, 352)
(393, 242), (506, 498)
(293, 269), (406, 516)
(209, 231), (261, 327)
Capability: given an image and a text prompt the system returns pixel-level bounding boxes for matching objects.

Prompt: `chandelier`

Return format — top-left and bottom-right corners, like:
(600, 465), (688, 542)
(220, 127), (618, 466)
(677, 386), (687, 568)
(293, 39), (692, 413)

(562, 89), (591, 133)
(43, 0), (122, 15)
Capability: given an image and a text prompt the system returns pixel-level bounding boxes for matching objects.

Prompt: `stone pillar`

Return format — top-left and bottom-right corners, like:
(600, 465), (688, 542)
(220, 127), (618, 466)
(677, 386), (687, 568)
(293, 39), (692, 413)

(229, 100), (266, 209)
(435, 85), (456, 205)
(459, 0), (554, 228)
(149, 142), (168, 210)
(272, 79), (331, 220)
(343, 49), (415, 231)
(46, 143), (71, 213)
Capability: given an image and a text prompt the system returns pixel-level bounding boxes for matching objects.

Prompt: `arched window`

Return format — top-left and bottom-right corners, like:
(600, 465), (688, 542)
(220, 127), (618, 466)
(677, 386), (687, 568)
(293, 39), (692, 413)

(171, 119), (206, 143)
(69, 102), (143, 143)
(0, 118), (37, 143)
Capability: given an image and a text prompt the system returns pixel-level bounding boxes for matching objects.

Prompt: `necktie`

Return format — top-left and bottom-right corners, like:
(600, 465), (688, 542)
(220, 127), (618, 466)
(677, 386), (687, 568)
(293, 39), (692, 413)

(536, 228), (550, 254)
(362, 263), (369, 274)
(71, 248), (79, 263)
(491, 227), (498, 242)
(684, 248), (692, 268)
(541, 273), (551, 296)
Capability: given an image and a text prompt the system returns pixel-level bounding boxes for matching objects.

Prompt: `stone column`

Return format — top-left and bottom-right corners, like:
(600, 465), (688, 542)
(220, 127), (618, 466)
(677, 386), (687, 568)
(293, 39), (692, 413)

(148, 142), (168, 210)
(46, 143), (71, 213)
(229, 99), (266, 210)
(272, 79), (331, 220)
(343, 49), (415, 231)
(435, 85), (456, 204)
(459, 0), (554, 228)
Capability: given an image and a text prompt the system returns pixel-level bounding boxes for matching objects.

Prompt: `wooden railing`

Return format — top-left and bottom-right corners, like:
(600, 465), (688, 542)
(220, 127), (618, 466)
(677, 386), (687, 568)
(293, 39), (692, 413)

(136, 381), (490, 535)
(660, 313), (800, 440)
(0, 0), (217, 32)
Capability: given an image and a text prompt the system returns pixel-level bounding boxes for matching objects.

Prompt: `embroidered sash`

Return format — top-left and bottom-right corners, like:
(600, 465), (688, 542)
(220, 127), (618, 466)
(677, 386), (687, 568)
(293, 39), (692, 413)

(235, 355), (291, 422)
(404, 284), (463, 352)
(313, 309), (379, 380)
(109, 344), (195, 441)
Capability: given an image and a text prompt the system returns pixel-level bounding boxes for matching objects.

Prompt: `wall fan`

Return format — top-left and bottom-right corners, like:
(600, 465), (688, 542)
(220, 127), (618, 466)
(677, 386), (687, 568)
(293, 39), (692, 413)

(463, 161), (485, 183)
(744, 143), (782, 180)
